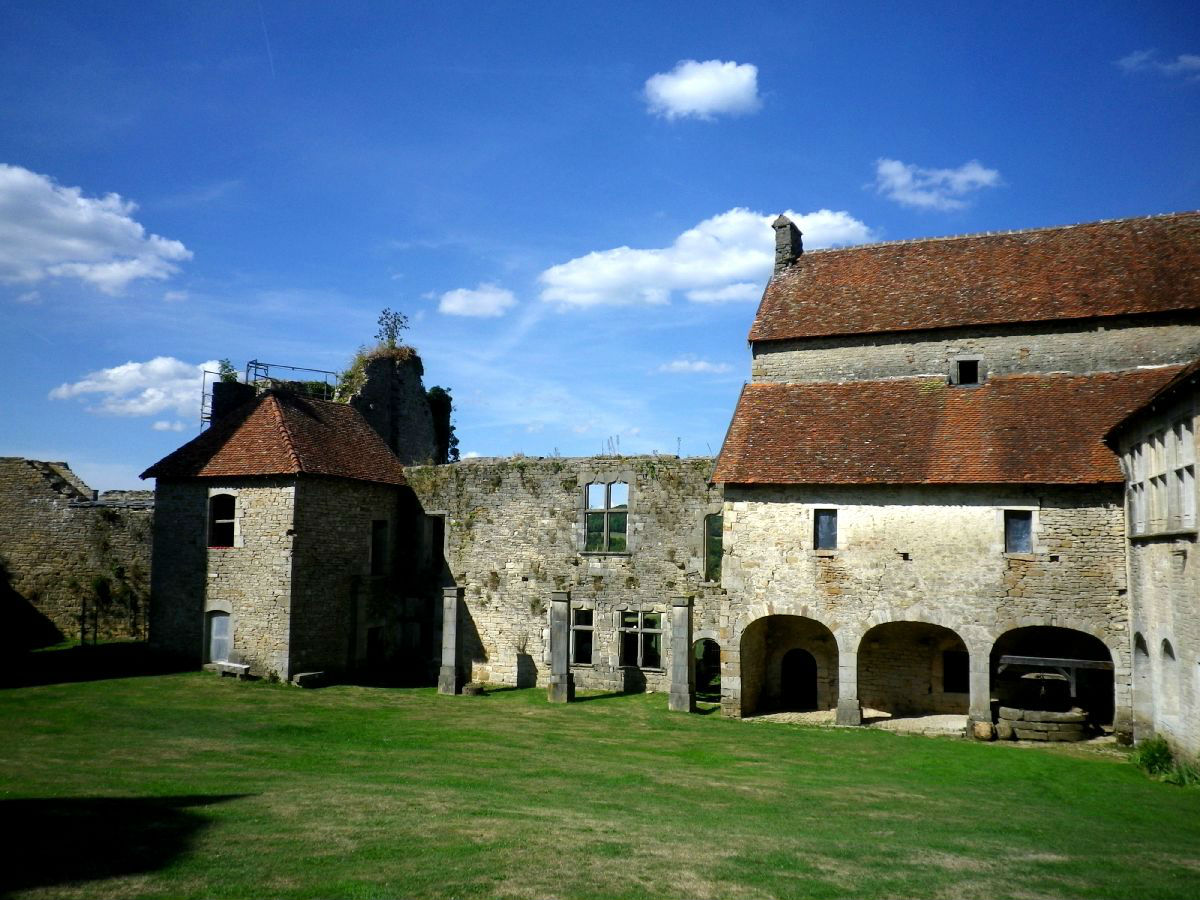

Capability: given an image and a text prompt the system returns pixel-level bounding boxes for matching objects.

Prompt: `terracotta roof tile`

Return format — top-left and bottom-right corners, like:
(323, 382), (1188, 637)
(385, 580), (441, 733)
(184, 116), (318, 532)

(141, 391), (407, 485)
(751, 213), (1200, 343)
(1106, 357), (1200, 442)
(712, 368), (1183, 485)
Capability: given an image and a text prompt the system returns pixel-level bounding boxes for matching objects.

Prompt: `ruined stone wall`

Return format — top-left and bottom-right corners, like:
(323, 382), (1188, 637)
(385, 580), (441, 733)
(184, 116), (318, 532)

(349, 353), (437, 465)
(149, 477), (296, 677)
(405, 456), (725, 692)
(719, 483), (1129, 719)
(751, 314), (1200, 383)
(1120, 390), (1200, 757)
(0, 458), (152, 646)
(289, 477), (402, 677)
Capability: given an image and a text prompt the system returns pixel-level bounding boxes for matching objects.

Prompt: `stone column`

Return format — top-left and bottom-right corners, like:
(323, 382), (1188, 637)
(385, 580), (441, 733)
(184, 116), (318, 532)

(668, 595), (694, 713)
(547, 591), (573, 703)
(967, 649), (994, 739)
(437, 586), (462, 695)
(835, 648), (862, 725)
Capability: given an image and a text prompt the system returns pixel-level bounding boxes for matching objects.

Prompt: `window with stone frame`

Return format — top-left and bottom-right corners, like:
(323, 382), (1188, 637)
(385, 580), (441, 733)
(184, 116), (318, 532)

(1127, 419), (1196, 536)
(208, 493), (235, 547)
(1004, 510), (1033, 554)
(1170, 417), (1196, 531)
(585, 481), (628, 552)
(814, 508), (837, 550)
(369, 519), (389, 576)
(704, 512), (723, 583)
(570, 607), (593, 665)
(618, 610), (662, 669)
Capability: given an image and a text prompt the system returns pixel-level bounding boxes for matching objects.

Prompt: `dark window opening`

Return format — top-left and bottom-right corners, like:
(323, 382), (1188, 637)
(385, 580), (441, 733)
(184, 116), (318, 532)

(208, 494), (235, 547)
(704, 513), (723, 583)
(618, 610), (663, 669)
(571, 608), (593, 665)
(1004, 510), (1033, 553)
(814, 509), (837, 550)
(370, 520), (389, 576)
(943, 650), (969, 693)
(956, 359), (980, 385)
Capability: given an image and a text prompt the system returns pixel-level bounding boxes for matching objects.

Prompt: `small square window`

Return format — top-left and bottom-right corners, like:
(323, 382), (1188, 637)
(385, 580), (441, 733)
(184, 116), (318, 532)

(957, 360), (979, 385)
(570, 608), (593, 665)
(814, 509), (837, 550)
(1004, 510), (1033, 553)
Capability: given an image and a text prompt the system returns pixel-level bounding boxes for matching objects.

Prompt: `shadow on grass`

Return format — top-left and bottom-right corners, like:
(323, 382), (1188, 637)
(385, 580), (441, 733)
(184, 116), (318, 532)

(0, 794), (250, 898)
(572, 691), (632, 703)
(0, 642), (192, 690)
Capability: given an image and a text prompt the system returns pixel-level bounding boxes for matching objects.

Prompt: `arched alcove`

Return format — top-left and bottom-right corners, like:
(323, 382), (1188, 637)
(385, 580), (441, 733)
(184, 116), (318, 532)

(739, 615), (837, 716)
(990, 627), (1114, 725)
(858, 621), (969, 716)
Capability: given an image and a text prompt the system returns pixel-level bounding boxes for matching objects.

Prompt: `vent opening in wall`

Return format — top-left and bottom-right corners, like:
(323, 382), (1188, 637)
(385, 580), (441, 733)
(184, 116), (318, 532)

(953, 358), (982, 386)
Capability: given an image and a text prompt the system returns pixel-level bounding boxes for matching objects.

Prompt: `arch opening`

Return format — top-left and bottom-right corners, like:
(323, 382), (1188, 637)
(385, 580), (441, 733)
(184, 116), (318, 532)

(990, 627), (1114, 725)
(858, 621), (969, 717)
(692, 638), (721, 703)
(738, 615), (837, 716)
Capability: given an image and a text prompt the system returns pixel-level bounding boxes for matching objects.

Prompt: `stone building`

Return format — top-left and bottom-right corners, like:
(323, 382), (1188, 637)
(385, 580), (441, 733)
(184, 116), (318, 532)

(139, 211), (1199, 749)
(711, 212), (1200, 739)
(0, 457), (152, 649)
(1107, 360), (1200, 755)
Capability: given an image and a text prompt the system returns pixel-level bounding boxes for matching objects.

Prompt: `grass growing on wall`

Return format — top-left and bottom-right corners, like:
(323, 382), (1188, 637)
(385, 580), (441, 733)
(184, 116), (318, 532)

(2, 676), (1200, 899)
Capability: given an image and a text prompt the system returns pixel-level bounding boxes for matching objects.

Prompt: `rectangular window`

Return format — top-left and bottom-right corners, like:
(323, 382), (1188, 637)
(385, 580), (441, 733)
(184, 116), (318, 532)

(814, 509), (837, 550)
(1004, 510), (1033, 553)
(618, 610), (663, 669)
(208, 494), (235, 548)
(570, 608), (593, 665)
(704, 513), (723, 583)
(584, 481), (629, 552)
(370, 520), (389, 576)
(956, 359), (979, 385)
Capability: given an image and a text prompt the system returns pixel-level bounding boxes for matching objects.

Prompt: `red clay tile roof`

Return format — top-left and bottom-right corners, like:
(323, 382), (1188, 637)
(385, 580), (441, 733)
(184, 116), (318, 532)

(712, 368), (1184, 485)
(1106, 357), (1200, 442)
(141, 391), (407, 485)
(750, 213), (1200, 343)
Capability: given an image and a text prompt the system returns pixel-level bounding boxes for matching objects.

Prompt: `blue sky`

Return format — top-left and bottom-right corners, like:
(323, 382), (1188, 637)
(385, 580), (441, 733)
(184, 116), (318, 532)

(2, 1), (1197, 489)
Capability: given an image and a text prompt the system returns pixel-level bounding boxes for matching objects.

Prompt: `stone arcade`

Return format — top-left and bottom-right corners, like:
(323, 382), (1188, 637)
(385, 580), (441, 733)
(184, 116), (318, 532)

(138, 212), (1200, 753)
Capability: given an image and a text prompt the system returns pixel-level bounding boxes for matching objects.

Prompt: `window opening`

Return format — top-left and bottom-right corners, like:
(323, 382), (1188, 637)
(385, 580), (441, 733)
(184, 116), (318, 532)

(942, 650), (969, 693)
(570, 608), (593, 665)
(208, 494), (235, 547)
(956, 359), (980, 385)
(704, 513), (723, 583)
(814, 509), (837, 550)
(585, 481), (628, 552)
(619, 610), (662, 669)
(1004, 510), (1033, 553)
(370, 520), (389, 576)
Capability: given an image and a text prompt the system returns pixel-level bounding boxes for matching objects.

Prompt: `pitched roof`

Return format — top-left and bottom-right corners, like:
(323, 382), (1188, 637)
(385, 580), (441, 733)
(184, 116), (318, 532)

(712, 368), (1183, 486)
(1106, 357), (1200, 442)
(750, 213), (1200, 343)
(141, 391), (407, 485)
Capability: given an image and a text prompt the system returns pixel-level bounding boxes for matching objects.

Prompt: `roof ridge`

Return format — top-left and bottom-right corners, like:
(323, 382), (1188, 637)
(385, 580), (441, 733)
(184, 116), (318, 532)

(747, 367), (1185, 389)
(266, 394), (305, 473)
(797, 210), (1200, 257)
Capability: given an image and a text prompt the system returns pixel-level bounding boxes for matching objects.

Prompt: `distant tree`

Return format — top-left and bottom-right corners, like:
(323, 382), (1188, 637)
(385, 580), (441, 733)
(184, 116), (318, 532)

(217, 359), (239, 383)
(426, 386), (460, 464)
(375, 308), (410, 349)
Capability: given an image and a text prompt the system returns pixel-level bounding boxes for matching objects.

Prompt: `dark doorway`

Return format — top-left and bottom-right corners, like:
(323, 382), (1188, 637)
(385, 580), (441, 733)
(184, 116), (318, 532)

(781, 648), (818, 710)
(693, 638), (720, 703)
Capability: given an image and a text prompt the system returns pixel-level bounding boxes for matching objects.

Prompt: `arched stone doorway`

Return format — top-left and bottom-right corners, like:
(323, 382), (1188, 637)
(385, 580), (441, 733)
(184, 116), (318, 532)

(739, 615), (837, 716)
(990, 627), (1114, 725)
(692, 638), (721, 703)
(858, 621), (969, 717)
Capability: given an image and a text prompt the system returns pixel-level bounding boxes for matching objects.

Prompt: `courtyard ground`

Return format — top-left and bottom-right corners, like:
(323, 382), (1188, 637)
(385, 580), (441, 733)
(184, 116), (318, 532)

(2, 664), (1198, 899)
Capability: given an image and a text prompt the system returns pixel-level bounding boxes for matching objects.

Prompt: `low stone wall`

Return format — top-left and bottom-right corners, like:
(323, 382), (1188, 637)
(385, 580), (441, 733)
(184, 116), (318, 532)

(0, 458), (152, 647)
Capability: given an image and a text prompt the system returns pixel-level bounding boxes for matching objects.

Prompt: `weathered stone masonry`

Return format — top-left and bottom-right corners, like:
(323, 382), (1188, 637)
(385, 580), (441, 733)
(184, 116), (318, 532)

(0, 457), (152, 645)
(405, 456), (725, 693)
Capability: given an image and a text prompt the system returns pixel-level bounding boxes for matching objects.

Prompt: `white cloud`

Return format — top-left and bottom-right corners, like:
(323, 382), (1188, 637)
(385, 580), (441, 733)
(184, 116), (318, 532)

(656, 358), (732, 374)
(163, 290), (188, 303)
(152, 420), (188, 432)
(438, 282), (517, 317)
(644, 59), (761, 120)
(462, 450), (481, 459)
(1118, 49), (1200, 80)
(873, 158), (1002, 211)
(538, 207), (874, 308)
(50, 356), (219, 417)
(0, 163), (192, 294)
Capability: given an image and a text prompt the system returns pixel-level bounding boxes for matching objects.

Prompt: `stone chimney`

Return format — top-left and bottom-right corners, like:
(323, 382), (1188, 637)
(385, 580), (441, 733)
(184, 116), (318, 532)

(210, 380), (256, 422)
(772, 215), (803, 271)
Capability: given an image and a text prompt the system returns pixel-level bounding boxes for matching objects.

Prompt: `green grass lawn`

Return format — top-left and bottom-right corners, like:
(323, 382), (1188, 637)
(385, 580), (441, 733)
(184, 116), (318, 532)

(2, 671), (1199, 900)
